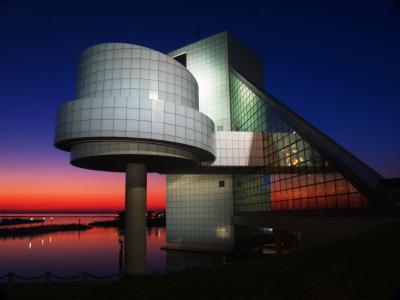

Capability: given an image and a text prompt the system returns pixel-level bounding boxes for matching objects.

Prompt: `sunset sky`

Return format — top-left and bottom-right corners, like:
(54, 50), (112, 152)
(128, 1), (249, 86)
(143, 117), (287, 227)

(0, 144), (166, 211)
(1, 0), (399, 211)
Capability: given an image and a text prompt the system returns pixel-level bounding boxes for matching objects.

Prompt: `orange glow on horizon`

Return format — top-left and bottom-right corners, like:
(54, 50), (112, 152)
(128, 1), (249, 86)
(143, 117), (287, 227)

(0, 165), (166, 211)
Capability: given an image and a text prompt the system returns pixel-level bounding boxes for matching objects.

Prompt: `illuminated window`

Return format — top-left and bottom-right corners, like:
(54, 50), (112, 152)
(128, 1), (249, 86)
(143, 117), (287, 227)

(230, 70), (368, 212)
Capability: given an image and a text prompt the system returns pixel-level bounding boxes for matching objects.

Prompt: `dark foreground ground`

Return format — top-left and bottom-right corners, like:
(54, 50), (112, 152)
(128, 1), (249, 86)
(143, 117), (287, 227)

(1, 225), (400, 300)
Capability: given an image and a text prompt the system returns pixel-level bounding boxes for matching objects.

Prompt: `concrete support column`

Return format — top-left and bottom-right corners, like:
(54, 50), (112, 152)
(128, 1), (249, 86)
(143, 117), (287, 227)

(124, 163), (147, 276)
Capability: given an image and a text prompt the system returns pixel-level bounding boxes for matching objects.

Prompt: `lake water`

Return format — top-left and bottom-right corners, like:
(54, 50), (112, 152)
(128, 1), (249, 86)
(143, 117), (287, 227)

(0, 214), (226, 281)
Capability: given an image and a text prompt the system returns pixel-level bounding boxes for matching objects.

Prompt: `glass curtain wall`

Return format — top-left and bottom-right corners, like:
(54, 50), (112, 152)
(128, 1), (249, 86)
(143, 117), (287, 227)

(230, 70), (369, 212)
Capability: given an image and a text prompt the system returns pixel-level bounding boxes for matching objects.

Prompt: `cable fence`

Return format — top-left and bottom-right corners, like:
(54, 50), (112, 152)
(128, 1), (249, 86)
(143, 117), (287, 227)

(0, 271), (123, 283)
(0, 255), (237, 283)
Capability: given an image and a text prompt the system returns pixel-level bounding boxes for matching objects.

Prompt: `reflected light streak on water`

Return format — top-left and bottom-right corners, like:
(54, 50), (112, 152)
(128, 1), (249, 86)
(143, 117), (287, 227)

(0, 214), (166, 277)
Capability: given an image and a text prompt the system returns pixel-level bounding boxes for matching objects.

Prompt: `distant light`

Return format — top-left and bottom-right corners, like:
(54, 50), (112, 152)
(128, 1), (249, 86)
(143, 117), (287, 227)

(41, 239), (44, 245)
(42, 217), (46, 220)
(30, 218), (34, 221)
(50, 217), (53, 220)
(29, 242), (32, 250)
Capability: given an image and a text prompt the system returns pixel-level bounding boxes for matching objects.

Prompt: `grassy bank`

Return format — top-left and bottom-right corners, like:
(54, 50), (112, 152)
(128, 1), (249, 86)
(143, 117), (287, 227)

(1, 225), (400, 300)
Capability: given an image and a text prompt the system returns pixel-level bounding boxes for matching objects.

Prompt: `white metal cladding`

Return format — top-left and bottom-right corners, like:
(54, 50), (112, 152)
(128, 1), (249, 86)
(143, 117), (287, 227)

(71, 141), (200, 164)
(168, 32), (231, 131)
(211, 131), (264, 167)
(55, 43), (216, 165)
(76, 43), (199, 110)
(55, 97), (215, 157)
(166, 174), (234, 246)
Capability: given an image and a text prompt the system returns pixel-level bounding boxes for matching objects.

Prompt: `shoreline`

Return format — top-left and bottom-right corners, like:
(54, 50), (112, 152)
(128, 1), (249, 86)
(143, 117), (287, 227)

(88, 218), (166, 228)
(0, 224), (92, 238)
(1, 225), (399, 299)
(0, 218), (44, 227)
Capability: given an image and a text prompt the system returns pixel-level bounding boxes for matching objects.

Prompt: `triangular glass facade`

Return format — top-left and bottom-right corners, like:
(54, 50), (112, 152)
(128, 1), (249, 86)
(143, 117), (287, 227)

(230, 70), (369, 212)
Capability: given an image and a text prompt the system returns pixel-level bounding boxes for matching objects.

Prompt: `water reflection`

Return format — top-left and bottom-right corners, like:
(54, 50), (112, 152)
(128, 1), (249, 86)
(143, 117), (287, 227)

(146, 227), (166, 273)
(0, 215), (239, 279)
(0, 215), (125, 278)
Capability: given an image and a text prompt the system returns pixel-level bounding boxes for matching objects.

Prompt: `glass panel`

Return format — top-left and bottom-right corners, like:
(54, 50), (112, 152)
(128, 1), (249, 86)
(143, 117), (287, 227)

(230, 70), (369, 212)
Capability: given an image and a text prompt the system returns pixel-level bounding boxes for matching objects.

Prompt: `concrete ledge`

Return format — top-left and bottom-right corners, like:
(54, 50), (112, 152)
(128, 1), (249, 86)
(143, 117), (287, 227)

(162, 242), (234, 254)
(233, 214), (400, 248)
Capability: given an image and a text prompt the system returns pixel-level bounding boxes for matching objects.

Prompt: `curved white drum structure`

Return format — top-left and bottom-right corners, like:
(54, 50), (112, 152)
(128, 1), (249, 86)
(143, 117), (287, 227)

(55, 43), (216, 171)
(54, 43), (216, 276)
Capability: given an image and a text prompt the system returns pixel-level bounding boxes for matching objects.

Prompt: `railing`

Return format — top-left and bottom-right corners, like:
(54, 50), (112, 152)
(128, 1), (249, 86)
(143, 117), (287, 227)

(0, 256), (233, 283)
(0, 271), (122, 283)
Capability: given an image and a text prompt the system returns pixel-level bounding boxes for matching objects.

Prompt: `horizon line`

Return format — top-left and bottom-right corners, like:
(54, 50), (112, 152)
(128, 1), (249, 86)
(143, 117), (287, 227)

(0, 208), (166, 214)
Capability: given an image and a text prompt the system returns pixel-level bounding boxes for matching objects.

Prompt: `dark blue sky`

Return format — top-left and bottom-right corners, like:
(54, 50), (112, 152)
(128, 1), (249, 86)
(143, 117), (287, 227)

(1, 0), (399, 177)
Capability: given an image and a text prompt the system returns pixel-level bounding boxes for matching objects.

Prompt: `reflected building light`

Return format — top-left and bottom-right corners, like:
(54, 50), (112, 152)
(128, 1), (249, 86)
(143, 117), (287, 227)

(30, 218), (33, 221)
(216, 227), (229, 239)
(28, 242), (32, 250)
(41, 239), (44, 246)
(149, 90), (159, 101)
(49, 236), (52, 243)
